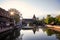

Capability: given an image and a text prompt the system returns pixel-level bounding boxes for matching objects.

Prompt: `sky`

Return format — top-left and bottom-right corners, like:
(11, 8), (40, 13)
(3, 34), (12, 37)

(0, 0), (60, 19)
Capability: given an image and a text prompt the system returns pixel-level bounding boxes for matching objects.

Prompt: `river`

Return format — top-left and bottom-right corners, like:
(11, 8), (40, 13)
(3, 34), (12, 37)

(16, 27), (60, 40)
(0, 26), (60, 40)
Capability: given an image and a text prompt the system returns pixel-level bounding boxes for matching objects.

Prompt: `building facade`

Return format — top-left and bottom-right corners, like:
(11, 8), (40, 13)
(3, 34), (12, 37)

(0, 8), (13, 28)
(22, 14), (37, 26)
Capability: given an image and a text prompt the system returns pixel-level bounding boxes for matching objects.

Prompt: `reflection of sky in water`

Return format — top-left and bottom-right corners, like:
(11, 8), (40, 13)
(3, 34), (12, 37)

(20, 29), (57, 40)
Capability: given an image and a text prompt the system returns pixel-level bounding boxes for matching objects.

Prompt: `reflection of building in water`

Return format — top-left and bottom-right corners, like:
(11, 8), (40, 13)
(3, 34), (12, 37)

(32, 27), (39, 34)
(0, 29), (21, 40)
(33, 28), (36, 34)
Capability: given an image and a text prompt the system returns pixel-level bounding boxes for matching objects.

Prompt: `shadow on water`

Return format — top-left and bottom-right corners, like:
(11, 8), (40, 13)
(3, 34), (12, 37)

(0, 28), (20, 40)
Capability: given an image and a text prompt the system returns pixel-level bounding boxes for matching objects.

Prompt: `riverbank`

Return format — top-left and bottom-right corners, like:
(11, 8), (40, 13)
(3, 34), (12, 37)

(46, 25), (60, 32)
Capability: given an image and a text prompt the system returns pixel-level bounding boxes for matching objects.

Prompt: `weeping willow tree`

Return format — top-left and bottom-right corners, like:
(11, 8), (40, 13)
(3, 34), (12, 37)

(8, 8), (20, 24)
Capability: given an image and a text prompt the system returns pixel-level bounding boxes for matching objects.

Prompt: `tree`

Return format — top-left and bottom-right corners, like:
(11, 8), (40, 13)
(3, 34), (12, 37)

(55, 15), (60, 25)
(44, 15), (55, 24)
(44, 15), (51, 24)
(8, 8), (20, 24)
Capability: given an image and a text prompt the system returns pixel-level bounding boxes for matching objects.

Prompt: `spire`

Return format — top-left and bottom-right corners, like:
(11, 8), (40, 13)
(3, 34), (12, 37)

(33, 14), (36, 20)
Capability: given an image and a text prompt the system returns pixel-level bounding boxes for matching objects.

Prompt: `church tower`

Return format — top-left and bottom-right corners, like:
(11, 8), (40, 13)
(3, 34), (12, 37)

(33, 14), (36, 20)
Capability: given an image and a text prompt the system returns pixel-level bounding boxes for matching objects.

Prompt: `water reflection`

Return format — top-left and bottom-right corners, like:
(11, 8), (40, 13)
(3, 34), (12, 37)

(45, 29), (60, 40)
(1, 26), (60, 40)
(0, 29), (20, 40)
(20, 26), (60, 40)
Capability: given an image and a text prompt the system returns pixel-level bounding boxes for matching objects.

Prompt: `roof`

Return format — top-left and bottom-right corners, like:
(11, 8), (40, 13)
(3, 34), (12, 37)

(0, 8), (10, 18)
(22, 19), (35, 23)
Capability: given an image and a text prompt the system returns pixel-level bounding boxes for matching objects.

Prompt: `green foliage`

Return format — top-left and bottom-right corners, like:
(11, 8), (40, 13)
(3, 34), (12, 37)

(14, 14), (20, 23)
(44, 15), (54, 24)
(8, 8), (20, 24)
(44, 14), (60, 25)
(55, 15), (60, 25)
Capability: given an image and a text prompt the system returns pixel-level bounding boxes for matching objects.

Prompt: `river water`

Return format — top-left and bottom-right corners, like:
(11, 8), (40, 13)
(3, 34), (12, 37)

(0, 27), (60, 40)
(16, 27), (60, 40)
